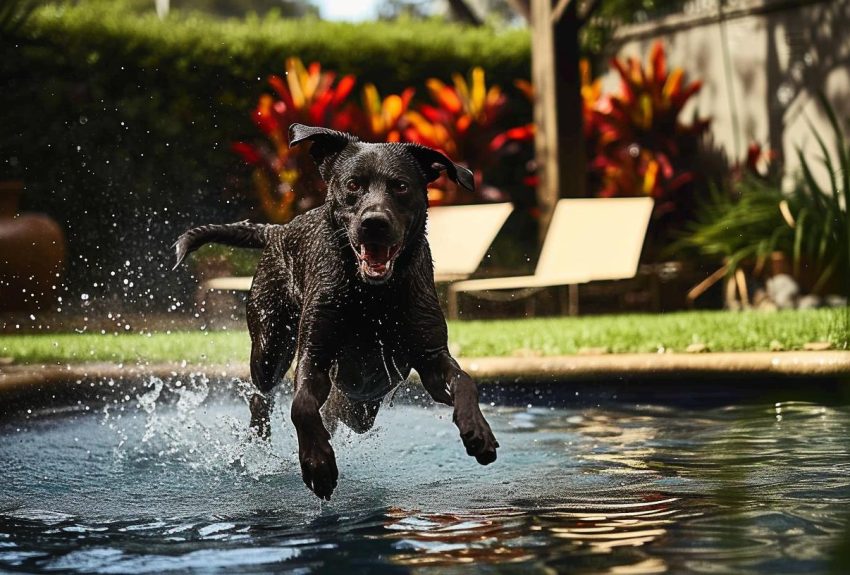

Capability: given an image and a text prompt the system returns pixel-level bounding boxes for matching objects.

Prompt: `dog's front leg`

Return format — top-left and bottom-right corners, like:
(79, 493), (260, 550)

(291, 358), (337, 500)
(418, 352), (499, 465)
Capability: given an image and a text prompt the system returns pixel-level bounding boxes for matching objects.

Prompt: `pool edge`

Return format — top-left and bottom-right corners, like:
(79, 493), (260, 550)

(2, 351), (849, 389)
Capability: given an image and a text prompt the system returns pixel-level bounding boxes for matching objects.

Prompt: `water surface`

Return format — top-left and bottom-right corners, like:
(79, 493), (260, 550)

(1, 377), (849, 573)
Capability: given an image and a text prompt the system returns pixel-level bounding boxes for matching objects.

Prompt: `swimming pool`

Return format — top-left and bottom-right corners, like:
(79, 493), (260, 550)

(1, 375), (849, 573)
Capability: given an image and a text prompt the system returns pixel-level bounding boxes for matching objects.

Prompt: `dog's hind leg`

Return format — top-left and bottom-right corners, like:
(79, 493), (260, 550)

(247, 299), (297, 440)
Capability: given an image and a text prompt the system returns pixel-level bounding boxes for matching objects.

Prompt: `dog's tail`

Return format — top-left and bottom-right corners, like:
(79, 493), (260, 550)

(173, 220), (269, 270)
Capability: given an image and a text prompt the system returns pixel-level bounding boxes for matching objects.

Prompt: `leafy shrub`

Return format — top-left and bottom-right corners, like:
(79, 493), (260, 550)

(678, 95), (849, 296)
(403, 67), (532, 204)
(585, 41), (710, 233)
(2, 1), (529, 306)
(233, 59), (535, 216)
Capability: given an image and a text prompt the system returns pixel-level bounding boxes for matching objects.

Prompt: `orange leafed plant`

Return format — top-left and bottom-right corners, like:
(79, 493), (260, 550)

(403, 67), (530, 204)
(235, 60), (535, 215)
(587, 41), (709, 216)
(358, 83), (415, 142)
(231, 57), (358, 223)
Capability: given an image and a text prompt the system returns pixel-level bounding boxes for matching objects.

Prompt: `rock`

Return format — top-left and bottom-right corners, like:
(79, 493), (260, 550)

(769, 340), (785, 351)
(0, 356), (14, 366)
(685, 343), (709, 353)
(797, 294), (822, 310)
(803, 341), (832, 351)
(824, 295), (848, 308)
(765, 274), (799, 309)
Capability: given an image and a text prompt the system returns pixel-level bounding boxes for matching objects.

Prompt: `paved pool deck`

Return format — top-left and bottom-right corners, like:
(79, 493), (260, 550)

(2, 351), (849, 393)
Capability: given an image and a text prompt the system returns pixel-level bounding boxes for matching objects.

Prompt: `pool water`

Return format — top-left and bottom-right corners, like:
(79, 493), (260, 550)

(1, 376), (849, 574)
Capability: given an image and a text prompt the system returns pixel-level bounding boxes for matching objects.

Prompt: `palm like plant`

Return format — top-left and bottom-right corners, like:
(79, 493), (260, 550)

(790, 94), (850, 294)
(679, 94), (849, 297)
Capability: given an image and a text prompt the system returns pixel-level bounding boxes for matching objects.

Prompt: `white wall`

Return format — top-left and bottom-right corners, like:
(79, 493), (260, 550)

(604, 0), (849, 190)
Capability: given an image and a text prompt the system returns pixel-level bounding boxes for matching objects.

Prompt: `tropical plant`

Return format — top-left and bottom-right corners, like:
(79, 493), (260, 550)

(789, 94), (850, 294)
(587, 41), (710, 224)
(403, 67), (531, 204)
(674, 178), (789, 275)
(677, 94), (849, 296)
(231, 57), (357, 223)
(357, 83), (415, 142)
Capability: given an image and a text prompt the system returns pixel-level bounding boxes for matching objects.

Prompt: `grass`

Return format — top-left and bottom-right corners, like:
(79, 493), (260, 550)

(1, 309), (847, 365)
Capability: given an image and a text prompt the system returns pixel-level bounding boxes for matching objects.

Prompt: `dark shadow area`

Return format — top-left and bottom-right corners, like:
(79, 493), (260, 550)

(764, 0), (850, 175)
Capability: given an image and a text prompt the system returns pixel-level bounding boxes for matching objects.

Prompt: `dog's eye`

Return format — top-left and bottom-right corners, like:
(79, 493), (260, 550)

(393, 181), (409, 194)
(346, 179), (361, 192)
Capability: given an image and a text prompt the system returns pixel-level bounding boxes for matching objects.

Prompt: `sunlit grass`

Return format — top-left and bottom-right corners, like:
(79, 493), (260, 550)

(449, 308), (847, 356)
(0, 309), (846, 365)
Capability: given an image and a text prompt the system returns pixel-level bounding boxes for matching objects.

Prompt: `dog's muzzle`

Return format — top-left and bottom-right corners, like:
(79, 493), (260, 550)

(352, 212), (402, 284)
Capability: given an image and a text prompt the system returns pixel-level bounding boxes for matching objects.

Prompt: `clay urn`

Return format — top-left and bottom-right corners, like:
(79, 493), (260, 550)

(0, 181), (66, 312)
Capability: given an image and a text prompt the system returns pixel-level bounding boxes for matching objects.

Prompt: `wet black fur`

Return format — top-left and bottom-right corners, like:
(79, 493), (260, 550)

(174, 124), (498, 500)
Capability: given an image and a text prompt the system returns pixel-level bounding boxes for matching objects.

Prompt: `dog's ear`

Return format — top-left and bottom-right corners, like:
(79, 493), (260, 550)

(288, 124), (357, 168)
(404, 144), (474, 192)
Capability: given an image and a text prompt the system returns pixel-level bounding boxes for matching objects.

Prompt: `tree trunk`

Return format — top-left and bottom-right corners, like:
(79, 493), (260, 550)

(553, 0), (587, 200)
(531, 0), (587, 242)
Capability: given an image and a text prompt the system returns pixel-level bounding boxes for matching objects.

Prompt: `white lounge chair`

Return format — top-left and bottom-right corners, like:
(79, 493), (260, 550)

(446, 197), (654, 318)
(200, 202), (513, 292)
(427, 202), (513, 283)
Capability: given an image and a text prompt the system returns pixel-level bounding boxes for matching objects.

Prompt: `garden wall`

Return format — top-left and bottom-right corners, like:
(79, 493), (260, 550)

(606, 0), (849, 186)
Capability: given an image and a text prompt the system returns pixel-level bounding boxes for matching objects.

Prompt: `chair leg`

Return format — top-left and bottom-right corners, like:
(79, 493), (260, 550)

(448, 289), (459, 320)
(558, 285), (569, 314)
(568, 284), (579, 316)
(524, 294), (535, 318)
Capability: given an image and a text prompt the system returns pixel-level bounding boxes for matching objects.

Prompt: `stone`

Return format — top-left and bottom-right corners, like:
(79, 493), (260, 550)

(803, 341), (832, 351)
(797, 294), (822, 310)
(824, 295), (848, 308)
(765, 274), (799, 309)
(685, 343), (709, 353)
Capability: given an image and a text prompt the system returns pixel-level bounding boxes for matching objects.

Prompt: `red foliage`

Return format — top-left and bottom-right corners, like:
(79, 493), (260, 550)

(234, 57), (359, 223)
(585, 41), (710, 222)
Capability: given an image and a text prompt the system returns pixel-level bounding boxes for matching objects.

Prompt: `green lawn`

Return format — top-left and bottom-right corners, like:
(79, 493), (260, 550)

(1, 309), (846, 365)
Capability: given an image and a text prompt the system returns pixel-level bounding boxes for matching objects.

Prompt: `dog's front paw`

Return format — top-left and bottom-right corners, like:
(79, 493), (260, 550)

(454, 407), (499, 465)
(299, 440), (338, 500)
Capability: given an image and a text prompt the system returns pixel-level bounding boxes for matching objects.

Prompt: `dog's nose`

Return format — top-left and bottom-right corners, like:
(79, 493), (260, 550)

(360, 212), (392, 236)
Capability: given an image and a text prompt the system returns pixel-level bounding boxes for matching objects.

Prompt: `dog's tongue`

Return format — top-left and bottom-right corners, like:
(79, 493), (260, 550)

(362, 243), (391, 265)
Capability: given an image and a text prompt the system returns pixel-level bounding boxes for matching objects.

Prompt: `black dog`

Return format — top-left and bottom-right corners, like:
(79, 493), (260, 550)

(174, 124), (498, 500)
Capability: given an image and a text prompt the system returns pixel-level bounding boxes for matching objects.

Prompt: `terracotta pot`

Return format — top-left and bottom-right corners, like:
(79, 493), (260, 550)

(0, 181), (66, 312)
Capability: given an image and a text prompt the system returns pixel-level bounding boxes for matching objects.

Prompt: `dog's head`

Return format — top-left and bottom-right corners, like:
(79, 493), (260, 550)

(289, 123), (473, 285)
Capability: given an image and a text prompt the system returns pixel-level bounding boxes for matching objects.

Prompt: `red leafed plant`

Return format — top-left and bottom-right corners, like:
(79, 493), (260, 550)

(231, 57), (357, 223)
(587, 41), (710, 224)
(235, 60), (535, 217)
(403, 67), (530, 205)
(358, 83), (415, 142)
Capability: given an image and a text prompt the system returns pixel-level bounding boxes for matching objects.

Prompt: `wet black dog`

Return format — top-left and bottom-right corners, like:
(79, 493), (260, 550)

(174, 124), (498, 500)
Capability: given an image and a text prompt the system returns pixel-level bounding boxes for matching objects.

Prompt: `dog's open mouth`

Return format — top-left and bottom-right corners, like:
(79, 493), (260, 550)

(353, 242), (401, 282)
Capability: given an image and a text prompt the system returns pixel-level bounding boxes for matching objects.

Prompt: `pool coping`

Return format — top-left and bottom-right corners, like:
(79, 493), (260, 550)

(2, 351), (849, 393)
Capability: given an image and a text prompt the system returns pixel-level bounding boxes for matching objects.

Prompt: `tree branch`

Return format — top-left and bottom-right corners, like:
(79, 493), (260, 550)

(447, 0), (484, 26)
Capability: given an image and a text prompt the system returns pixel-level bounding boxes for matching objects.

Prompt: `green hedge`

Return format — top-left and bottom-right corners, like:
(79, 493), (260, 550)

(1, 3), (530, 309)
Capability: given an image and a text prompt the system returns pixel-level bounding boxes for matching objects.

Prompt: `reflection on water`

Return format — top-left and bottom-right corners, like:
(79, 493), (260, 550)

(0, 377), (848, 574)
